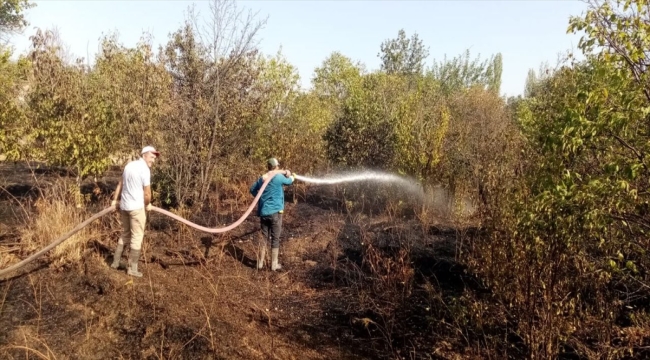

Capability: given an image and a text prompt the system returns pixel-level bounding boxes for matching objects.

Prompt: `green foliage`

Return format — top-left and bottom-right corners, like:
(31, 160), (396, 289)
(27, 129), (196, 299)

(282, 93), (332, 173)
(156, 19), (266, 206)
(378, 29), (429, 75)
(430, 50), (503, 94)
(0, 48), (29, 160)
(465, 1), (650, 357)
(307, 52), (366, 172)
(249, 52), (333, 173)
(312, 51), (365, 125)
(94, 32), (172, 151)
(324, 72), (400, 169)
(0, 0), (34, 40)
(486, 53), (502, 94)
(565, 0), (650, 287)
(249, 50), (301, 162)
(312, 51), (364, 101)
(523, 69), (537, 98)
(481, 58), (650, 357)
(523, 62), (554, 98)
(0, 0), (33, 158)
(24, 29), (119, 180)
(392, 76), (449, 180)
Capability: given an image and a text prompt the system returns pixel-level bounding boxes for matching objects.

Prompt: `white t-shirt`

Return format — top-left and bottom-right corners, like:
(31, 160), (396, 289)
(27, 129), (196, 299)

(119, 158), (151, 211)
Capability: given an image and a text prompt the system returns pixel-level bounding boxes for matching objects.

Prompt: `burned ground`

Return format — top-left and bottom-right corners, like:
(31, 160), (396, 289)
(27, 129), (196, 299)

(0, 162), (481, 360)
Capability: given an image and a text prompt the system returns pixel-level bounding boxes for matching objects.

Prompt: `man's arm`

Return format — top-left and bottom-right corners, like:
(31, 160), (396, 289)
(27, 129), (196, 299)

(250, 177), (263, 196)
(111, 179), (123, 207)
(280, 170), (294, 186)
(144, 185), (152, 206)
(142, 166), (152, 210)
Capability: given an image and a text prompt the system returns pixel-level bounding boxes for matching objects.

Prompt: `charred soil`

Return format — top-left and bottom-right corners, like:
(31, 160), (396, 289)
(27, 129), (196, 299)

(0, 162), (478, 359)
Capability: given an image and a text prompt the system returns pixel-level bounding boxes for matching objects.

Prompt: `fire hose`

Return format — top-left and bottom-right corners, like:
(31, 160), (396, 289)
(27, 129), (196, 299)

(0, 169), (291, 278)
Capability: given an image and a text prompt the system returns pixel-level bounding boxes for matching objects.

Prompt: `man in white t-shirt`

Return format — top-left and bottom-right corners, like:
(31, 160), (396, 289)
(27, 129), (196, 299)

(109, 146), (160, 277)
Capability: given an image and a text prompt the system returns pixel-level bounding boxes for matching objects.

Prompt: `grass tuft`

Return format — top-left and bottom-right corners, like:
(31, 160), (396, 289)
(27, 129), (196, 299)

(19, 180), (99, 268)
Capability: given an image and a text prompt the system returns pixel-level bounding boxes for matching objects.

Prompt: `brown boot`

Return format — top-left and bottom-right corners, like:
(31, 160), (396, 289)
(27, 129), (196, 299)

(271, 248), (282, 271)
(127, 249), (143, 277)
(257, 245), (266, 270)
(111, 243), (124, 269)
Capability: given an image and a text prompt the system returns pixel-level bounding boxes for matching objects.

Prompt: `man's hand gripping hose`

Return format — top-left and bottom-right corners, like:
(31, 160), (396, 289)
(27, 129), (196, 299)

(0, 169), (290, 278)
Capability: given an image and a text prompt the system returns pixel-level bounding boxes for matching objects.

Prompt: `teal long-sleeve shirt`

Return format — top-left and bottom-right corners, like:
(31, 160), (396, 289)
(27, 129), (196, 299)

(250, 173), (294, 217)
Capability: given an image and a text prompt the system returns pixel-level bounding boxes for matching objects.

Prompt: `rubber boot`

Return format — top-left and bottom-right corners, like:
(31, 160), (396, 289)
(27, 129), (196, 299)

(271, 248), (282, 271)
(127, 249), (143, 277)
(111, 243), (124, 269)
(257, 245), (266, 270)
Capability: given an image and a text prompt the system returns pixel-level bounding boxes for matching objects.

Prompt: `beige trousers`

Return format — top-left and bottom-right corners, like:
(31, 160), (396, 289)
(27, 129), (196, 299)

(118, 208), (146, 251)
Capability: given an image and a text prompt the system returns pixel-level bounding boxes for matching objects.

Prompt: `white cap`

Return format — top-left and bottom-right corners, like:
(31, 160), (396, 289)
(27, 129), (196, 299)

(141, 146), (160, 157)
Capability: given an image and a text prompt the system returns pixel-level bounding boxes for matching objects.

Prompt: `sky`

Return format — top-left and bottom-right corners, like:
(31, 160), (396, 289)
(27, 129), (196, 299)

(8, 0), (589, 97)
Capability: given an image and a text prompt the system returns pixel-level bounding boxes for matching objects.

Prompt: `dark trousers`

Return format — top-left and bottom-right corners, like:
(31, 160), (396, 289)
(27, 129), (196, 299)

(260, 212), (282, 249)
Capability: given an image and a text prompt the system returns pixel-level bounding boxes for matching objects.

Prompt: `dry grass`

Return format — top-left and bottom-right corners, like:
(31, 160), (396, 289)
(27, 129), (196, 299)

(19, 180), (100, 268)
(0, 273), (58, 360)
(0, 233), (21, 270)
(168, 205), (194, 238)
(0, 182), (32, 269)
(1, 337), (58, 360)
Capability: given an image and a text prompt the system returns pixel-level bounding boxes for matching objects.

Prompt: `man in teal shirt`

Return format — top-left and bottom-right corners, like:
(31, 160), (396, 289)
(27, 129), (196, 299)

(250, 157), (295, 271)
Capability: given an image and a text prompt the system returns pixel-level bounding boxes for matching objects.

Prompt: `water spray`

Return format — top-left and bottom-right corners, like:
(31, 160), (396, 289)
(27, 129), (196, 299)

(295, 170), (425, 198)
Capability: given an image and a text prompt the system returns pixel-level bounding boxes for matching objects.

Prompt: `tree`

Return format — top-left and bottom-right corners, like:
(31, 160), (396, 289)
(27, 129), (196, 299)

(324, 73), (401, 169)
(0, 0), (34, 42)
(192, 0), (266, 204)
(505, 94), (523, 119)
(312, 51), (364, 100)
(569, 0), (650, 103)
(378, 29), (429, 75)
(392, 76), (450, 181)
(485, 52), (502, 93)
(158, 1), (266, 206)
(464, 1), (650, 357)
(247, 50), (301, 163)
(158, 21), (210, 206)
(94, 32), (171, 154)
(0, 0), (33, 157)
(490, 59), (650, 358)
(523, 68), (537, 98)
(430, 50), (503, 94)
(523, 62), (553, 98)
(282, 93), (332, 173)
(311, 52), (364, 134)
(24, 29), (119, 181)
(442, 85), (515, 211)
(0, 48), (29, 159)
